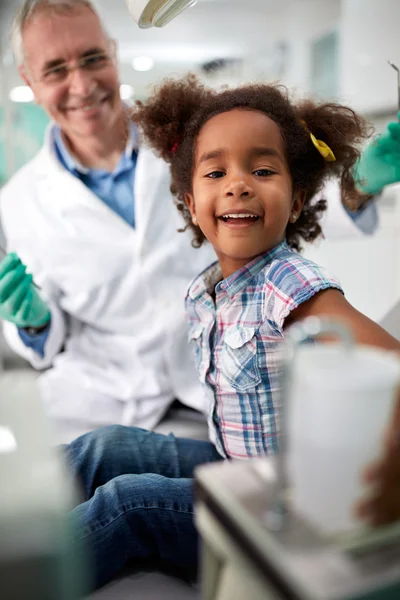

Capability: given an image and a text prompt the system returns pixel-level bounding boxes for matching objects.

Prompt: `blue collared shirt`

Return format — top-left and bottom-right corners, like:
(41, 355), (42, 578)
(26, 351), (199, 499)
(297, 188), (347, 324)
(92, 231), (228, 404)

(53, 125), (138, 226)
(345, 199), (378, 234)
(19, 124), (138, 356)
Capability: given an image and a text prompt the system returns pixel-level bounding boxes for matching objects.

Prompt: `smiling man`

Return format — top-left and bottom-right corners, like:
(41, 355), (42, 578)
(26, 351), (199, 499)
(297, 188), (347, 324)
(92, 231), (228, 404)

(0, 0), (215, 441)
(21, 6), (125, 166)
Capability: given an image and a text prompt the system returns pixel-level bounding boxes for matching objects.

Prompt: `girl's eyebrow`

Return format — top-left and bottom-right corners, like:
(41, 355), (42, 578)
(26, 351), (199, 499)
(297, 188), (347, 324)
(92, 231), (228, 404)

(198, 146), (283, 164)
(198, 149), (225, 164)
(251, 147), (282, 162)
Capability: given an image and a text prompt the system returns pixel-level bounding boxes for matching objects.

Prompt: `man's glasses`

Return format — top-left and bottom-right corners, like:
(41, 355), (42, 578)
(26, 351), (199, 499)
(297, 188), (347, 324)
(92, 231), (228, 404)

(40, 50), (114, 84)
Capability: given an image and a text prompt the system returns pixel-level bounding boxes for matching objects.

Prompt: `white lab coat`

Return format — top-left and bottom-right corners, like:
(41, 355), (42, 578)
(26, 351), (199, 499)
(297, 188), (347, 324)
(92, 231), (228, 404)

(0, 131), (371, 440)
(0, 126), (216, 438)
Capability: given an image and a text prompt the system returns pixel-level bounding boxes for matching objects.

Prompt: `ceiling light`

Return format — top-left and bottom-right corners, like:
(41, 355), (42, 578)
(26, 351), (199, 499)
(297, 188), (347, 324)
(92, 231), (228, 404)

(126, 0), (198, 28)
(152, 0), (198, 26)
(132, 56), (154, 71)
(9, 86), (34, 103)
(120, 84), (135, 100)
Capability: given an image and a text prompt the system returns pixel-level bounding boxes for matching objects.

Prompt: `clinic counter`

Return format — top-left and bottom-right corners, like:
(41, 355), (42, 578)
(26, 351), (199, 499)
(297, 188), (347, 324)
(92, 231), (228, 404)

(194, 457), (400, 600)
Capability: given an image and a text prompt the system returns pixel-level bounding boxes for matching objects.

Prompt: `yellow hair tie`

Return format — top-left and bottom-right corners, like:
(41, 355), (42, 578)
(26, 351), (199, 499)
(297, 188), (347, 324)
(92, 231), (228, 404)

(300, 120), (336, 162)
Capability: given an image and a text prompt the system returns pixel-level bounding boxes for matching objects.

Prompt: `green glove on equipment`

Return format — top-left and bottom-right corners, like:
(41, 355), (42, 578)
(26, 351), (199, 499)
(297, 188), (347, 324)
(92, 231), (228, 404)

(354, 115), (400, 195)
(0, 252), (50, 329)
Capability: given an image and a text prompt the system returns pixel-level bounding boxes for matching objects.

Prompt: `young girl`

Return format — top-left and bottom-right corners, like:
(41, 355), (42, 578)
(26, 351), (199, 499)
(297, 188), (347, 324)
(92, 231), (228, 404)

(134, 75), (400, 460)
(63, 78), (400, 591)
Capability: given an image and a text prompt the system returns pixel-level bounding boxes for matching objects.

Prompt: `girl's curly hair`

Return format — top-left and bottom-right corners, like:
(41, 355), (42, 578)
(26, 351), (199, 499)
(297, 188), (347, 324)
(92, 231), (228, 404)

(133, 74), (371, 251)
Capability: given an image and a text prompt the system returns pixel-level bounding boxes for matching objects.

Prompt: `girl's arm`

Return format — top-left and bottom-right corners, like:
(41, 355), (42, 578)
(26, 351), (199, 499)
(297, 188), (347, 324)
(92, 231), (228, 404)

(286, 288), (400, 527)
(284, 288), (400, 352)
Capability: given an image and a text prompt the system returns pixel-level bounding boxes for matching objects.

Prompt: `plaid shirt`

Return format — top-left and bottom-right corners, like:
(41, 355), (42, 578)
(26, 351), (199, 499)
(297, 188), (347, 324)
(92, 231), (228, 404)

(185, 240), (343, 459)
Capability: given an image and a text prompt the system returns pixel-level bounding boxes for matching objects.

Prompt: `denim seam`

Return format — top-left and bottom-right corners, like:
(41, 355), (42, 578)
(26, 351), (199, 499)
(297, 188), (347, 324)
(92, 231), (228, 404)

(81, 505), (195, 538)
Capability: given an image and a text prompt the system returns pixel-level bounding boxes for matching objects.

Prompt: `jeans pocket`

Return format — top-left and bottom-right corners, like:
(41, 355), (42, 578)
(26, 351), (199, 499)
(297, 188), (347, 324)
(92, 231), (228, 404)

(222, 327), (261, 391)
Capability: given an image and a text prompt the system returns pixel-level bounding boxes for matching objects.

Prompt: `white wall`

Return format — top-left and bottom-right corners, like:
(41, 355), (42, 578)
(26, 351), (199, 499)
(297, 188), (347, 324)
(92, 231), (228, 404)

(283, 0), (341, 94)
(304, 187), (400, 323)
(340, 0), (400, 114)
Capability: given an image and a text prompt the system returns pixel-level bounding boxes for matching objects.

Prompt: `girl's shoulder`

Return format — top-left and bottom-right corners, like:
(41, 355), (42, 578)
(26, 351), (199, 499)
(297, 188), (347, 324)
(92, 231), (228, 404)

(266, 247), (340, 290)
(261, 247), (343, 329)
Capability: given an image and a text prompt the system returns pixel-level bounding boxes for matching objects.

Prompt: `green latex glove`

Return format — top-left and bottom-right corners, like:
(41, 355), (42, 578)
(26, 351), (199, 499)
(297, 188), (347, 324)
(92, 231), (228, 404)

(0, 252), (50, 328)
(354, 115), (400, 195)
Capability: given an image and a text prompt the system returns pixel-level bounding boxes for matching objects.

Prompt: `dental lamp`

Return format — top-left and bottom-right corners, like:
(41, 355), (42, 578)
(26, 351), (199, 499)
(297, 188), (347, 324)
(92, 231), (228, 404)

(126, 0), (198, 28)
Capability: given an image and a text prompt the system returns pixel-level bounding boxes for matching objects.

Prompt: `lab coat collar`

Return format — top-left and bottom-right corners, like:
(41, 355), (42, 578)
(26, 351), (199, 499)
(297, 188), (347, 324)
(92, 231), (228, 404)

(35, 108), (140, 178)
(31, 119), (139, 239)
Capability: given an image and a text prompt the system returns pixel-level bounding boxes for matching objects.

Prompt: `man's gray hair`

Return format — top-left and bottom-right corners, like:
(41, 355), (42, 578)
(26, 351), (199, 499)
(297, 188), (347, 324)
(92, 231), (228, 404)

(11, 0), (109, 66)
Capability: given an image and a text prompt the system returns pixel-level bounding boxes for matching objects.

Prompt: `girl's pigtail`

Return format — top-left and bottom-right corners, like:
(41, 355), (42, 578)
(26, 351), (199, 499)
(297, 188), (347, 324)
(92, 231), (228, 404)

(132, 74), (211, 163)
(296, 100), (373, 207)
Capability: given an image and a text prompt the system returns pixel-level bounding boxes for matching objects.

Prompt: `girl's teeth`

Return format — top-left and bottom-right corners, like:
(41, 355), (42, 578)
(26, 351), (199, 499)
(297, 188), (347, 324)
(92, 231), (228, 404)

(221, 214), (259, 221)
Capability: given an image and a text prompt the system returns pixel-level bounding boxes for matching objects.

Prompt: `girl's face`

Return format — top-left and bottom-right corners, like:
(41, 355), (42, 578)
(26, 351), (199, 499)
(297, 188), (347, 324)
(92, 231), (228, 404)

(185, 108), (304, 279)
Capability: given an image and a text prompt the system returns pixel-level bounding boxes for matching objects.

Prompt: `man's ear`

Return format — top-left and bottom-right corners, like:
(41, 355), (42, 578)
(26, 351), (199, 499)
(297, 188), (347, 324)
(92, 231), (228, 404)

(184, 193), (198, 226)
(19, 66), (38, 103)
(110, 39), (118, 61)
(19, 65), (30, 87)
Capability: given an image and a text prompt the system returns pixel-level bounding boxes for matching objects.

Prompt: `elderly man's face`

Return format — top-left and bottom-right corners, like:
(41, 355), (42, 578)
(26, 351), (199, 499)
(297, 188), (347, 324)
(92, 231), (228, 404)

(20, 6), (122, 140)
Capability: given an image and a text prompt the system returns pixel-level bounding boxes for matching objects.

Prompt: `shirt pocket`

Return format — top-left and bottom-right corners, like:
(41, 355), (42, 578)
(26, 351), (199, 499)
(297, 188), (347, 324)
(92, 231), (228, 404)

(222, 327), (261, 391)
(188, 323), (207, 383)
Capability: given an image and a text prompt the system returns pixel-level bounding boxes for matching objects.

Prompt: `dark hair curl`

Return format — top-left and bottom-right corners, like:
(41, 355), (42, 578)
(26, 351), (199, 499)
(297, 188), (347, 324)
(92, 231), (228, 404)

(133, 74), (371, 251)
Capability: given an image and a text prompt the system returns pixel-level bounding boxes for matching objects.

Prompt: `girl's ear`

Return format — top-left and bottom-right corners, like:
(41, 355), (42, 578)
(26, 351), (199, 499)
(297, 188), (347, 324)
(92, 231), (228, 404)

(185, 193), (198, 226)
(290, 190), (306, 223)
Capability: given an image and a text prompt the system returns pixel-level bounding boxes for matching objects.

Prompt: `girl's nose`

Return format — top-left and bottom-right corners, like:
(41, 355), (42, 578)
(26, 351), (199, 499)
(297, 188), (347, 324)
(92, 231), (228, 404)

(224, 176), (253, 198)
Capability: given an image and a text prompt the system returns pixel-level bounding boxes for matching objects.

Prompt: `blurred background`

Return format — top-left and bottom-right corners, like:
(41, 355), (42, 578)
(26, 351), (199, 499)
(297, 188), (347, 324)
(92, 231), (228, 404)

(0, 0), (400, 351)
(2, 0), (400, 182)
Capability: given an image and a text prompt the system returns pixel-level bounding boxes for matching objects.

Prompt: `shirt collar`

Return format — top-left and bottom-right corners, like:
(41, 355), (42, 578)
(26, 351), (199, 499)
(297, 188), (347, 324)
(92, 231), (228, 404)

(188, 239), (290, 301)
(52, 118), (139, 176)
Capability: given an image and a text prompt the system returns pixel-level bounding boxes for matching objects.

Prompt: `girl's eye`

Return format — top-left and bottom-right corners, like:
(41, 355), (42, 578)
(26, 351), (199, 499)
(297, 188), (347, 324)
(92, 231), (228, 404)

(205, 171), (225, 179)
(253, 169), (275, 177)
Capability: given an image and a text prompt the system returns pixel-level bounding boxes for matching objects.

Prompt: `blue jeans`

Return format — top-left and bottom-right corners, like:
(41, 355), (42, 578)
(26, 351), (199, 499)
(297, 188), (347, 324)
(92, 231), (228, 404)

(65, 425), (222, 589)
